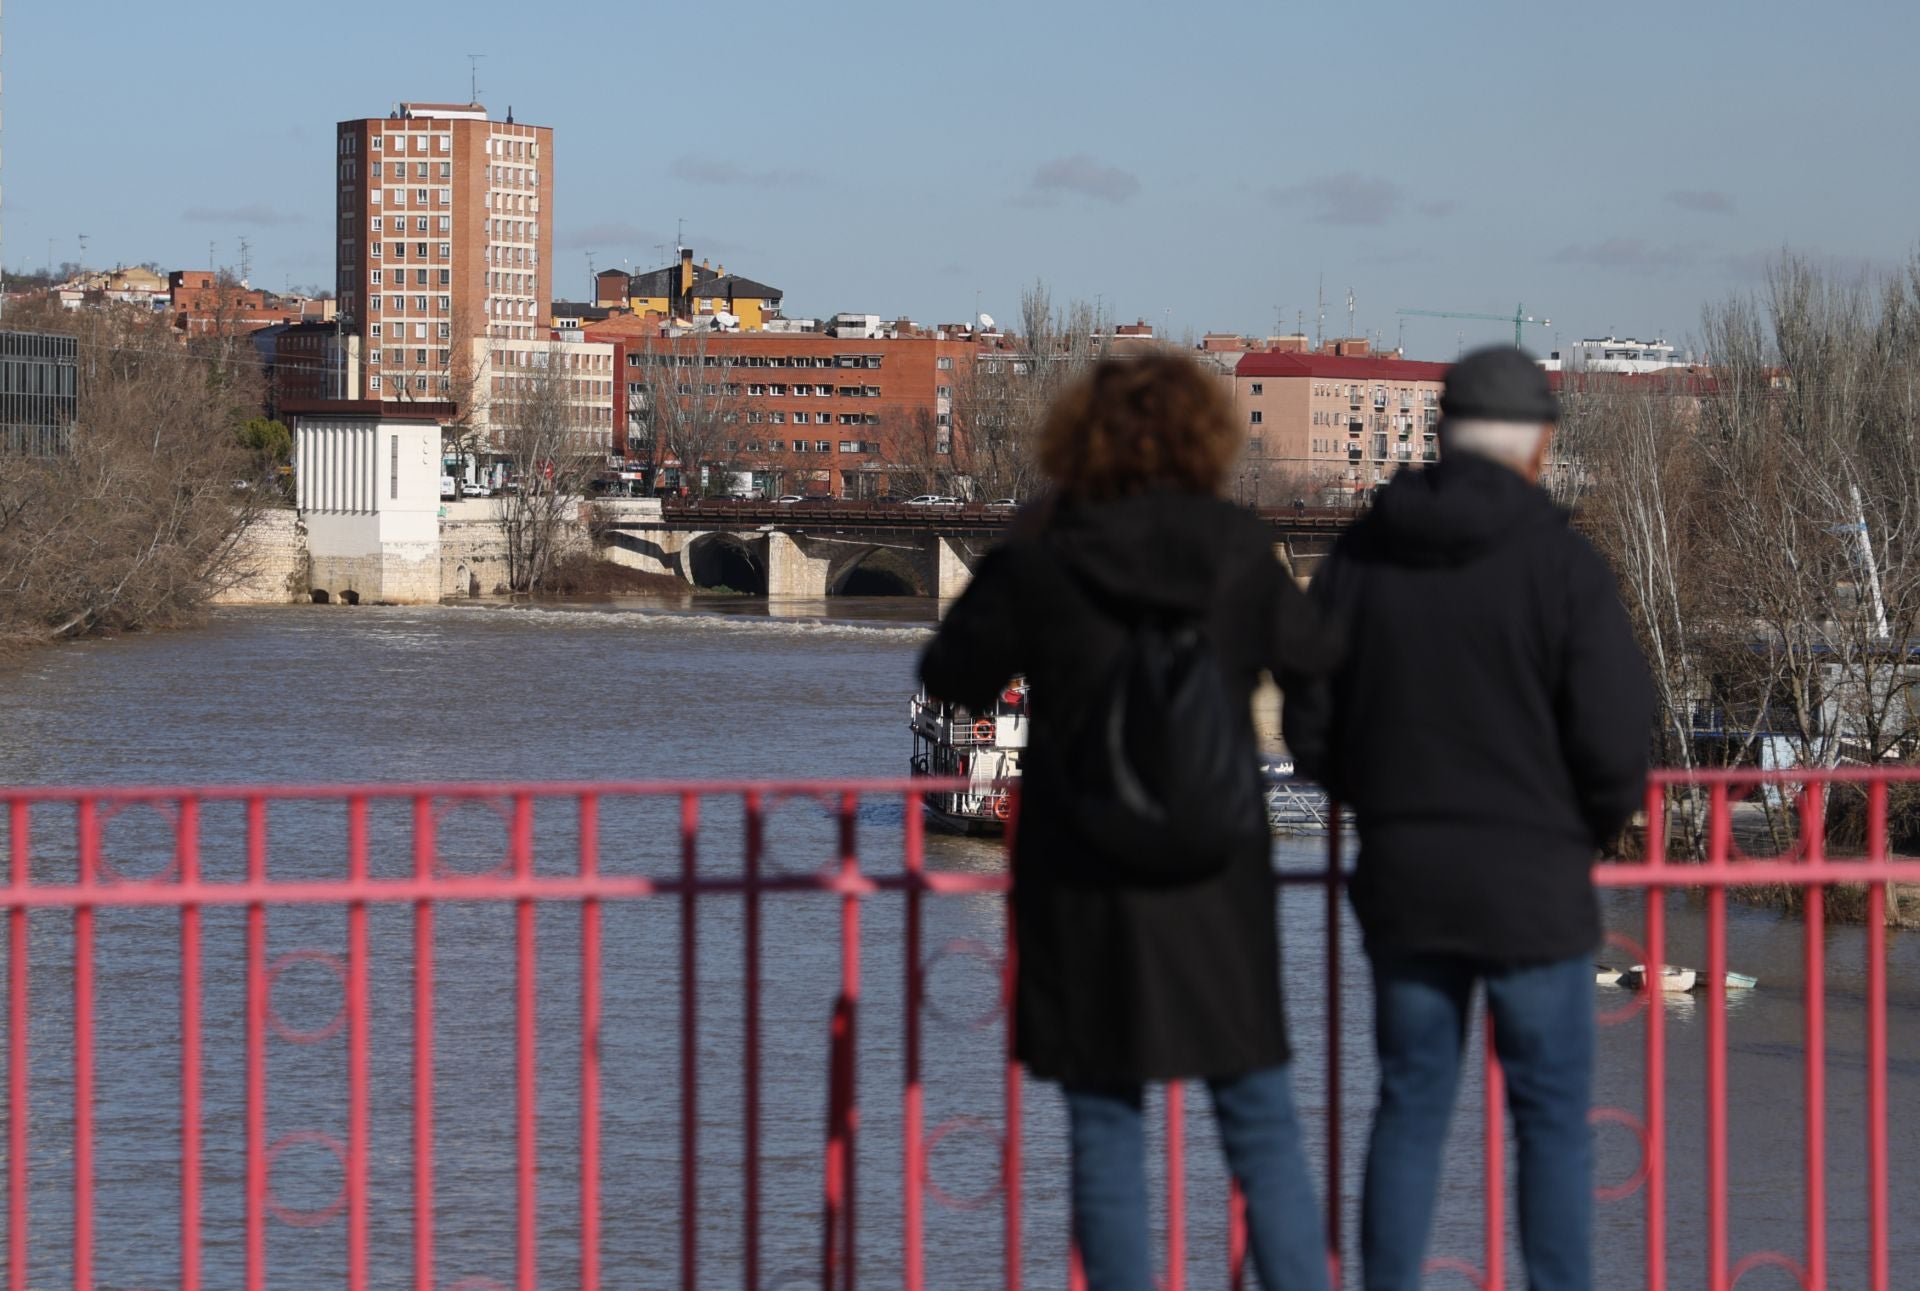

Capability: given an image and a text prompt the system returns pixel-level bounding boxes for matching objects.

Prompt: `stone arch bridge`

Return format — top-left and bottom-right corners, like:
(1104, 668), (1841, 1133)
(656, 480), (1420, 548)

(595, 499), (1348, 598)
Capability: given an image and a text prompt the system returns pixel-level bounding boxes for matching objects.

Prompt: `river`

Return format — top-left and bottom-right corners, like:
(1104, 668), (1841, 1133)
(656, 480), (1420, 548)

(1, 599), (1915, 1288)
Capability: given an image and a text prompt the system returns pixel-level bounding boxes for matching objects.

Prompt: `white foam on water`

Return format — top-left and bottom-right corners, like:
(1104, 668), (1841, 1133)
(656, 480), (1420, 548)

(371, 601), (936, 644)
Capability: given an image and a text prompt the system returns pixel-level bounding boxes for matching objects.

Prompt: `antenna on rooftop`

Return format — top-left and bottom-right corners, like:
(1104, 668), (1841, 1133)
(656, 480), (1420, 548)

(1347, 287), (1356, 342)
(77, 233), (89, 267)
(239, 236), (252, 286)
(1315, 275), (1325, 348)
(467, 53), (486, 104)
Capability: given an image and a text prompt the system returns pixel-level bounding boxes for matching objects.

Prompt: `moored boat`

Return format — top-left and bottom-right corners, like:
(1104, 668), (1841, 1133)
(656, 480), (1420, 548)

(909, 682), (1027, 835)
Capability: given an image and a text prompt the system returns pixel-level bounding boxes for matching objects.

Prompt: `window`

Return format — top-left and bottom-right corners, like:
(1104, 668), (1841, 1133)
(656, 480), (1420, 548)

(371, 217), (383, 233)
(371, 324), (382, 338)
(439, 270), (451, 286)
(371, 135), (383, 151)
(415, 269), (428, 286)
(937, 386), (950, 399)
(370, 375), (382, 390)
(769, 412), (786, 424)
(371, 243), (382, 259)
(415, 348), (428, 364)
(414, 295), (428, 311)
(937, 357), (954, 370)
(793, 440), (808, 453)
(371, 270), (383, 286)
(438, 323), (450, 339)
(439, 243), (451, 258)
(1250, 411), (1263, 424)
(815, 440), (831, 453)
(813, 384), (830, 396)
(1251, 383), (1263, 395)
(816, 413), (833, 425)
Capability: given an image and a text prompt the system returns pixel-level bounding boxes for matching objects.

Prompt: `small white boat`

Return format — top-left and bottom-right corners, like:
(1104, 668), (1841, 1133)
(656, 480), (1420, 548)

(1594, 964), (1625, 986)
(1618, 965), (1697, 992)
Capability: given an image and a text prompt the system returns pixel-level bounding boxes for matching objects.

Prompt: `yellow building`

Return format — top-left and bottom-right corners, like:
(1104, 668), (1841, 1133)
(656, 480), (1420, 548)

(594, 248), (783, 331)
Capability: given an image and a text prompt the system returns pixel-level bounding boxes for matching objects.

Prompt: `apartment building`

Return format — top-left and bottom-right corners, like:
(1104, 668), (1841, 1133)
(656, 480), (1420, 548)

(613, 329), (975, 496)
(333, 101), (553, 412)
(1234, 351), (1450, 498)
(593, 250), (784, 330)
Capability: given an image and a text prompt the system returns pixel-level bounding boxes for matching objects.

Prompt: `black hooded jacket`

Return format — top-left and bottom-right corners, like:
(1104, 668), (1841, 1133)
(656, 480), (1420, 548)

(1284, 454), (1654, 963)
(921, 491), (1332, 1083)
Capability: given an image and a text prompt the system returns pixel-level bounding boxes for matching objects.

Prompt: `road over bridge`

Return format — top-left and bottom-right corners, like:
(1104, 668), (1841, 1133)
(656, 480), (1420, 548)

(594, 498), (1354, 597)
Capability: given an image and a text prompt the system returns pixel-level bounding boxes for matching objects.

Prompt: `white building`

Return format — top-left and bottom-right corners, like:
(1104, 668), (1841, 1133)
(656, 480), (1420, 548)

(294, 405), (445, 603)
(1542, 336), (1693, 375)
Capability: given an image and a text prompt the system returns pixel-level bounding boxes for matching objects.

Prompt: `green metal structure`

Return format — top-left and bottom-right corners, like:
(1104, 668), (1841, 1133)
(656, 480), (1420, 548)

(1396, 302), (1551, 348)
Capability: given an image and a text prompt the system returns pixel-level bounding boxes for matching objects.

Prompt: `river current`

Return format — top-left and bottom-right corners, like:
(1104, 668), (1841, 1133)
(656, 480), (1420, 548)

(1, 598), (1915, 1288)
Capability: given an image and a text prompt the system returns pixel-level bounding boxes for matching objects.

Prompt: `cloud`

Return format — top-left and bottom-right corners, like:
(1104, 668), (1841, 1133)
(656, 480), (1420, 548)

(1550, 238), (1702, 274)
(1417, 199), (1457, 218)
(1018, 154), (1141, 206)
(669, 156), (817, 187)
(1666, 188), (1737, 216)
(556, 222), (667, 252)
(1721, 246), (1885, 284)
(182, 203), (304, 227)
(1265, 173), (1405, 226)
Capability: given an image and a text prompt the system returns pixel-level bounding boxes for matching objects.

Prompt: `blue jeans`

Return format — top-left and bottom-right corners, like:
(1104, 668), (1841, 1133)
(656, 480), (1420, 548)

(1063, 1064), (1329, 1291)
(1362, 953), (1595, 1291)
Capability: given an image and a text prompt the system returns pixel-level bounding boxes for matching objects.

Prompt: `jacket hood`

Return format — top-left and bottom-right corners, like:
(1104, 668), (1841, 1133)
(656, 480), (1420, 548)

(1043, 492), (1240, 615)
(1361, 454), (1566, 567)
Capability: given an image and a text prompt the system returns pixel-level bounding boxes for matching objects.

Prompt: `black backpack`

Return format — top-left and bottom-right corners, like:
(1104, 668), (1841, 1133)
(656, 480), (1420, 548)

(1058, 606), (1268, 884)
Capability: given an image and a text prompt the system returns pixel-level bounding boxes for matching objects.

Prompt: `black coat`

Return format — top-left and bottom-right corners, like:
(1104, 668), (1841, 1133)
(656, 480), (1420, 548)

(1283, 455), (1654, 963)
(919, 493), (1333, 1084)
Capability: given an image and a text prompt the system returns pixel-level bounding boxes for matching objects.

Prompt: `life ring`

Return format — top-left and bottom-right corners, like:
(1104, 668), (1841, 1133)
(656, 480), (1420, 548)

(991, 794), (1012, 821)
(972, 719), (995, 743)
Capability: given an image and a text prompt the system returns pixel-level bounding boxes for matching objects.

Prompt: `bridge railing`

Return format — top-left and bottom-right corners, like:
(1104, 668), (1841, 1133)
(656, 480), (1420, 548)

(1, 770), (1912, 1288)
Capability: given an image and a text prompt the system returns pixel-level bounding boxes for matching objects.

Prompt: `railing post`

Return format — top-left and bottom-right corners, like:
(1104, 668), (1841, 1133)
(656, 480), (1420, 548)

(347, 794), (371, 1291)
(73, 797), (97, 1291)
(412, 794), (437, 1291)
(1643, 780), (1667, 1291)
(739, 792), (764, 1290)
(244, 796), (268, 1291)
(7, 799), (30, 1291)
(681, 791), (701, 1291)
(1705, 781), (1729, 1291)
(579, 793), (602, 1291)
(1865, 777), (1889, 1291)
(903, 791), (925, 1291)
(1802, 779), (1827, 1290)
(179, 796), (204, 1291)
(512, 791), (539, 1291)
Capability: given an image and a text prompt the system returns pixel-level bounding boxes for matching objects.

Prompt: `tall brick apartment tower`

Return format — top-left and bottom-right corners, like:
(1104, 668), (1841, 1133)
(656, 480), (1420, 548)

(333, 102), (553, 410)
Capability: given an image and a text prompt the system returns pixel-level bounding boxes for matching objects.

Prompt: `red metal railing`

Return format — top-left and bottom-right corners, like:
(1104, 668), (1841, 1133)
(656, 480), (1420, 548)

(0, 770), (1913, 1288)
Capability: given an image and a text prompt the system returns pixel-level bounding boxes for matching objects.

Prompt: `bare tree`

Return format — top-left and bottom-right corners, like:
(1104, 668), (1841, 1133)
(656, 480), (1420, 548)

(946, 279), (1107, 500)
(628, 328), (753, 496)
(491, 346), (602, 592)
(0, 300), (268, 648)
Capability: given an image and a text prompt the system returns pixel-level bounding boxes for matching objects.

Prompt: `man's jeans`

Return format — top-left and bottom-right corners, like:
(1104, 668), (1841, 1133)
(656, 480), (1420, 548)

(1362, 953), (1595, 1291)
(1063, 1064), (1328, 1291)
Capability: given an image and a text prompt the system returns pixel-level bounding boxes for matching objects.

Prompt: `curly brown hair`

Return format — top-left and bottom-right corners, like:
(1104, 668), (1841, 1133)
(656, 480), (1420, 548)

(1037, 350), (1241, 502)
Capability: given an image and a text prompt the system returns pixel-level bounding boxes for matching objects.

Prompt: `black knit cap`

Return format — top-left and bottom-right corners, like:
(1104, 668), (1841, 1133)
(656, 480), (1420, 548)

(1440, 345), (1558, 424)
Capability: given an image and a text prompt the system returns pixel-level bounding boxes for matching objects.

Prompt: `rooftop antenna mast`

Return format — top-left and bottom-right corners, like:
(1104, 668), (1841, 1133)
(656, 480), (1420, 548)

(467, 53), (485, 104)
(585, 250), (595, 300)
(1347, 287), (1356, 343)
(238, 236), (251, 286)
(1315, 274), (1324, 349)
(77, 232), (89, 271)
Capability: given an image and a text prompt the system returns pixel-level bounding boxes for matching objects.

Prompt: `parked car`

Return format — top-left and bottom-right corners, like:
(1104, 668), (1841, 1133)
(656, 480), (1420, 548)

(905, 494), (963, 506)
(987, 498), (1018, 508)
(772, 494), (805, 504)
(461, 482), (490, 497)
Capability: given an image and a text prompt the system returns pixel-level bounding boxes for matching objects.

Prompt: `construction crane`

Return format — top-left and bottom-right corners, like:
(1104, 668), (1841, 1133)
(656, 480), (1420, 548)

(1396, 302), (1551, 348)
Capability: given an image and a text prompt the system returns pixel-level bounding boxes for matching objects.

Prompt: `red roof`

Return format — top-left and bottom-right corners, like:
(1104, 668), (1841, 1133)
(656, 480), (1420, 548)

(1234, 351), (1450, 382)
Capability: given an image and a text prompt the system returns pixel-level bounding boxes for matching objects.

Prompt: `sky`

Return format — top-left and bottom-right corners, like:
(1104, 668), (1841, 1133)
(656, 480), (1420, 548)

(5, 0), (1917, 361)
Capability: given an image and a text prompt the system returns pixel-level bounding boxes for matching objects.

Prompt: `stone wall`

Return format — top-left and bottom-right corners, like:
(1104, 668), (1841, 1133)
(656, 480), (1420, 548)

(212, 508), (309, 605)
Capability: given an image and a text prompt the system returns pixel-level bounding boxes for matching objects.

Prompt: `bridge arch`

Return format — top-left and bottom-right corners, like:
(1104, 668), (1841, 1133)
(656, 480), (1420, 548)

(685, 533), (767, 594)
(827, 544), (927, 597)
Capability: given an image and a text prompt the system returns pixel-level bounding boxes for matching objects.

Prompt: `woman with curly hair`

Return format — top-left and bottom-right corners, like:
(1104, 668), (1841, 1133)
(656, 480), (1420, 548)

(921, 350), (1335, 1290)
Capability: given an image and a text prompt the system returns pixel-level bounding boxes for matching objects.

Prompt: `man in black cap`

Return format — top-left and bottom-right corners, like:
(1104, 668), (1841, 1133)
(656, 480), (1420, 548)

(1285, 346), (1652, 1290)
